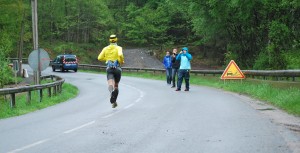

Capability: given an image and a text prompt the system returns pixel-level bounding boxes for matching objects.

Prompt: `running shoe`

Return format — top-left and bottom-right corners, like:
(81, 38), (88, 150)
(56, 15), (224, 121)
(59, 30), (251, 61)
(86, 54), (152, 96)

(112, 102), (118, 108)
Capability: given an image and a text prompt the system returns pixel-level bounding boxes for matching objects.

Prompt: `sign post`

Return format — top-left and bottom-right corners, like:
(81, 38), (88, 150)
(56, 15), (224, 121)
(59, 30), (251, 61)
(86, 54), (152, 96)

(31, 0), (39, 84)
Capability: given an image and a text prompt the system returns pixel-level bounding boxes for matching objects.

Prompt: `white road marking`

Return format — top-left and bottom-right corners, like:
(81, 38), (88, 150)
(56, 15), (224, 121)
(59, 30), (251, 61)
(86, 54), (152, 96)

(64, 121), (95, 134)
(135, 97), (142, 103)
(8, 139), (50, 153)
(124, 103), (135, 109)
(102, 112), (119, 119)
(101, 83), (145, 118)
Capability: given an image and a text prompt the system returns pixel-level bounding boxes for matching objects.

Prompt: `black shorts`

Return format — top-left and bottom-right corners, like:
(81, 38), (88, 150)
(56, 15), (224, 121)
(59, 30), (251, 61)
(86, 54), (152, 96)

(106, 67), (122, 83)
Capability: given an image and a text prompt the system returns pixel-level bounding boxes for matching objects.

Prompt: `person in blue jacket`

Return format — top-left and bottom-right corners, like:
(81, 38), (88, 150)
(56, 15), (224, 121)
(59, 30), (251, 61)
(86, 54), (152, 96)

(163, 51), (172, 85)
(175, 47), (192, 91)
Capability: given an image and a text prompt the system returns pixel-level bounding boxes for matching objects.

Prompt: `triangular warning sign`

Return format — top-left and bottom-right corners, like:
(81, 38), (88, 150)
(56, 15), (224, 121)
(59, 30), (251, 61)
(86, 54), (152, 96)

(221, 60), (245, 79)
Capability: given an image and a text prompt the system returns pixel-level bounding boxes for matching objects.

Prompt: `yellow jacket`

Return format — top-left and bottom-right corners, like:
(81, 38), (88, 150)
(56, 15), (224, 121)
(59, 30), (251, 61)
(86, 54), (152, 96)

(98, 44), (124, 65)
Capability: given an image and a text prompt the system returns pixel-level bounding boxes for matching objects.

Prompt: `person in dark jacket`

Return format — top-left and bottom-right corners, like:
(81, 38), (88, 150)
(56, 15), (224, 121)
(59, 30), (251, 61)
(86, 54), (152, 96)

(171, 48), (180, 88)
(163, 51), (172, 85)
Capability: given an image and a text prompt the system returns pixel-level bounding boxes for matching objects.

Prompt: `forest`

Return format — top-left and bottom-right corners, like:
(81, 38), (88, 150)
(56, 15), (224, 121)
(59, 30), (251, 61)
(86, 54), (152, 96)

(1, 0), (300, 85)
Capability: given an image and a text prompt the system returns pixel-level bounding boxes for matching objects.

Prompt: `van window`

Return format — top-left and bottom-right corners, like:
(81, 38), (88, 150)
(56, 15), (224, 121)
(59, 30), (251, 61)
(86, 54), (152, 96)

(65, 56), (77, 62)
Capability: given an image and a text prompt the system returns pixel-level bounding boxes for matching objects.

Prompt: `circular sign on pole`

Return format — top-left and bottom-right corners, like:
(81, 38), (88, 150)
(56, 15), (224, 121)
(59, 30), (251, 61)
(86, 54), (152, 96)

(28, 48), (50, 71)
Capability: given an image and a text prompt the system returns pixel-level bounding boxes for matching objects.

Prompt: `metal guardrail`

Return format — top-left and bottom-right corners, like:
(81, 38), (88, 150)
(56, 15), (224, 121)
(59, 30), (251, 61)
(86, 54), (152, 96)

(0, 75), (64, 108)
(79, 64), (300, 81)
(9, 58), (300, 81)
(7, 58), (28, 63)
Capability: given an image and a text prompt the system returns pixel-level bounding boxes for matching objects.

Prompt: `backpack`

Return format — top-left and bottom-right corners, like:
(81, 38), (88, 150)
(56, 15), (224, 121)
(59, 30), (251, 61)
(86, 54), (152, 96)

(107, 60), (119, 69)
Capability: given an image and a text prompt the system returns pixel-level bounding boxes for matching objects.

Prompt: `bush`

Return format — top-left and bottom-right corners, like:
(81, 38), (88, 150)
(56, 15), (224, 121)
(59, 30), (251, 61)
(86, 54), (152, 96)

(283, 49), (300, 69)
(253, 49), (270, 70)
(254, 44), (287, 70)
(0, 31), (14, 87)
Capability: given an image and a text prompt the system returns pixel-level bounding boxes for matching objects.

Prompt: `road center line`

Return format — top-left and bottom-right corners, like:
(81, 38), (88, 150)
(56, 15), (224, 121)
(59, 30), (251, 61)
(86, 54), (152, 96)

(101, 83), (145, 119)
(64, 121), (95, 134)
(124, 103), (135, 109)
(102, 111), (119, 119)
(8, 139), (50, 153)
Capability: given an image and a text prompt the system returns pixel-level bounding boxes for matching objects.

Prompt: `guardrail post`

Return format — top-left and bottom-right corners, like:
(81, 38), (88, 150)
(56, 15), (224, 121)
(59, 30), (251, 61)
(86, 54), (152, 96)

(10, 93), (16, 108)
(53, 86), (57, 96)
(39, 89), (43, 102)
(57, 85), (60, 93)
(48, 87), (51, 97)
(58, 84), (62, 93)
(27, 91), (31, 104)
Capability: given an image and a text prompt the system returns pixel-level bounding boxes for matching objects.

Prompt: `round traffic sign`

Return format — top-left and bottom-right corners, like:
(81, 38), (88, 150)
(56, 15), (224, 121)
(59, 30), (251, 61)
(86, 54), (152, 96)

(28, 48), (50, 71)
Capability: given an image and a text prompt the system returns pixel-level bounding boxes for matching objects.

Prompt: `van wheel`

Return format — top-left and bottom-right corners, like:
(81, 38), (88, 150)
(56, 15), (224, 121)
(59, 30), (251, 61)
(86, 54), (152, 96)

(74, 69), (77, 72)
(52, 66), (55, 72)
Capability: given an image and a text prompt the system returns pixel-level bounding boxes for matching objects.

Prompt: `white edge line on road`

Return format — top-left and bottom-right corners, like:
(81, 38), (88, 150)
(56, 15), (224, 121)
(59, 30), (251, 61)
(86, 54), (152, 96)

(64, 121), (95, 134)
(7, 139), (50, 153)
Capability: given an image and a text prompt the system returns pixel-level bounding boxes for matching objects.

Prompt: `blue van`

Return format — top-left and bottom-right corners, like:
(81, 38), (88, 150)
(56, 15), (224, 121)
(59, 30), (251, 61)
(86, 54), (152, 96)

(51, 54), (78, 72)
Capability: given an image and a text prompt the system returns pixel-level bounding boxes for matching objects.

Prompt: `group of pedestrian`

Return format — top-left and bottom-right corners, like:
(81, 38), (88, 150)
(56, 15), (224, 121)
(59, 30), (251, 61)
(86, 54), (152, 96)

(163, 47), (193, 91)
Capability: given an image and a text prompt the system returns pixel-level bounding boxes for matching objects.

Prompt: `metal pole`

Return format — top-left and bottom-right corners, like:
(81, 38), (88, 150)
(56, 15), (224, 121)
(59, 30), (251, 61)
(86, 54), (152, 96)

(31, 0), (36, 84)
(38, 48), (41, 84)
(31, 0), (39, 84)
(31, 0), (36, 50)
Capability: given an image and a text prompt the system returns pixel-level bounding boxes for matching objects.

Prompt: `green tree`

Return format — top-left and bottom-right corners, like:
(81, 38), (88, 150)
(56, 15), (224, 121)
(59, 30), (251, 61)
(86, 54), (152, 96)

(0, 0), (28, 86)
(123, 2), (170, 47)
(39, 0), (113, 45)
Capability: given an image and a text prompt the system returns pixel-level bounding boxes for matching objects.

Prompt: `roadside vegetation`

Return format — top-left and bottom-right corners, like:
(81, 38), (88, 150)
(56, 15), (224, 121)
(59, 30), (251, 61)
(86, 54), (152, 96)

(1, 0), (300, 69)
(1, 0), (300, 89)
(81, 69), (300, 116)
(0, 83), (78, 119)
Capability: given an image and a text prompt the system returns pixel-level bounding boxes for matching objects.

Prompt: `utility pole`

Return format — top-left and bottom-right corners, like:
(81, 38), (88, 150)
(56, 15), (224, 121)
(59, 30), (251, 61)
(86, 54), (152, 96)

(31, 0), (40, 84)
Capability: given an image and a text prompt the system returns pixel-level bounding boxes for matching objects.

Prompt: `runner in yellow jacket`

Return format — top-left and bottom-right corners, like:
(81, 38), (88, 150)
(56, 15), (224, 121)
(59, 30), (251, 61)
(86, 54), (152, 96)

(98, 34), (124, 108)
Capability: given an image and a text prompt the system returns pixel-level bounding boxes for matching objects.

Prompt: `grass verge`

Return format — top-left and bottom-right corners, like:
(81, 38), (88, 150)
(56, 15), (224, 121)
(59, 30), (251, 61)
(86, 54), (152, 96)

(80, 69), (300, 116)
(0, 83), (78, 119)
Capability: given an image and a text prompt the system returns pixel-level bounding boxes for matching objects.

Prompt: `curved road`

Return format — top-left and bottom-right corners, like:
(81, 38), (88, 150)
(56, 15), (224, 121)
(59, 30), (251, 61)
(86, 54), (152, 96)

(0, 66), (299, 153)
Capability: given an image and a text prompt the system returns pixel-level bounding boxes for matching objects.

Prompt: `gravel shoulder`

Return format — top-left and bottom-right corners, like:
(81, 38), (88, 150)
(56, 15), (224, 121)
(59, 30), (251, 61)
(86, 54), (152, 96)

(228, 91), (300, 152)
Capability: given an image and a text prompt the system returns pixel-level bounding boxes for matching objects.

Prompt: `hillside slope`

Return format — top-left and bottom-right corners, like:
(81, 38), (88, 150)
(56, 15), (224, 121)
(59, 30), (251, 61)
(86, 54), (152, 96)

(122, 48), (164, 69)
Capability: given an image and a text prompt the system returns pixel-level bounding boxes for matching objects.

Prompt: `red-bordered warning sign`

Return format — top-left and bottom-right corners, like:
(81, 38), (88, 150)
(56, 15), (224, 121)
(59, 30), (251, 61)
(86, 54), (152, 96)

(221, 60), (245, 79)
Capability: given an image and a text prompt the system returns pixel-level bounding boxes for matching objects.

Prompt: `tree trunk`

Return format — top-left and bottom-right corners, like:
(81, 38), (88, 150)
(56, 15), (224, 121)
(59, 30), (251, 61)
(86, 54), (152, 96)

(50, 0), (53, 44)
(18, 9), (25, 77)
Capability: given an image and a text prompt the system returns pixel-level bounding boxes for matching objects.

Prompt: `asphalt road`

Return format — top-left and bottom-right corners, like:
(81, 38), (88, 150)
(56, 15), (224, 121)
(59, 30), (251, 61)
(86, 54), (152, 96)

(0, 66), (299, 153)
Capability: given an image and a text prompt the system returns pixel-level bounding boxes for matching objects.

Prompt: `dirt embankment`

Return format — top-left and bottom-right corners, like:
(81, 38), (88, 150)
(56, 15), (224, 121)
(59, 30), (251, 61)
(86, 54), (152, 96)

(122, 48), (164, 69)
(121, 48), (220, 70)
